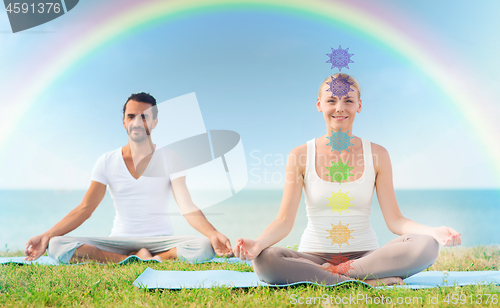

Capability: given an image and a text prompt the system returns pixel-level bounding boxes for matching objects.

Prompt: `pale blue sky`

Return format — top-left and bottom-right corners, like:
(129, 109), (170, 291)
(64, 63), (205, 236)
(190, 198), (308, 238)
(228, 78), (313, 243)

(0, 0), (499, 190)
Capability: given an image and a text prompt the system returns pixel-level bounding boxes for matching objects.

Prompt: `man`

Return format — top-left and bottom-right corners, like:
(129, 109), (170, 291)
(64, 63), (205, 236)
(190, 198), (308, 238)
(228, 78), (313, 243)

(24, 92), (233, 263)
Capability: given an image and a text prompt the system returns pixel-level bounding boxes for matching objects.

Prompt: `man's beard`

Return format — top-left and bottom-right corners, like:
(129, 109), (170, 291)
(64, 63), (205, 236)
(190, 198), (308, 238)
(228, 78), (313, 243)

(129, 128), (149, 143)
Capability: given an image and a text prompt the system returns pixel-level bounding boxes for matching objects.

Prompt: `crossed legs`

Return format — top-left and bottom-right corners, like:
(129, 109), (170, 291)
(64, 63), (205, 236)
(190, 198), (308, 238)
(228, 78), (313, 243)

(47, 235), (215, 264)
(70, 245), (176, 263)
(253, 234), (439, 286)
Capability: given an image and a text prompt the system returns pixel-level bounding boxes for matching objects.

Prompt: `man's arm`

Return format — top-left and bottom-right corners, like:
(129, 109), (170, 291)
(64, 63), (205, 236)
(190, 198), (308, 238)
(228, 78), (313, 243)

(171, 176), (233, 256)
(24, 181), (106, 260)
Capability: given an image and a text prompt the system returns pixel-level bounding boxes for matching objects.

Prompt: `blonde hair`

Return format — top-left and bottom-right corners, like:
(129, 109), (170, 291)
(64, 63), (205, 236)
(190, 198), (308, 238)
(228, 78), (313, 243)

(318, 73), (361, 99)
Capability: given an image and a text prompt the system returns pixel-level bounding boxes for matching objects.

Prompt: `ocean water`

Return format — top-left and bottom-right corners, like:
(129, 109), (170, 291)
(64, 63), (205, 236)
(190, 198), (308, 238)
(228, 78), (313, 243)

(1, 189), (499, 252)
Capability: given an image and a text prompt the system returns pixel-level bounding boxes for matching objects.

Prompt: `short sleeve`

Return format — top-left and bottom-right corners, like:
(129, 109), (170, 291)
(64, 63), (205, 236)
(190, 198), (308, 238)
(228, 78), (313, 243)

(163, 148), (187, 181)
(90, 154), (108, 185)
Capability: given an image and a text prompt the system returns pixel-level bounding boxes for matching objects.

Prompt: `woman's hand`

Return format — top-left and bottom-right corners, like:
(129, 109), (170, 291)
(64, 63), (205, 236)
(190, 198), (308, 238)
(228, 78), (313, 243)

(431, 226), (461, 247)
(24, 234), (50, 261)
(233, 238), (263, 261)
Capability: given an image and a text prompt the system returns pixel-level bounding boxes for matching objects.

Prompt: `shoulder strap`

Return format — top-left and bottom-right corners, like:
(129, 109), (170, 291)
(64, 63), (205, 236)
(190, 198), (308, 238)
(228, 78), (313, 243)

(361, 138), (374, 175)
(305, 139), (315, 178)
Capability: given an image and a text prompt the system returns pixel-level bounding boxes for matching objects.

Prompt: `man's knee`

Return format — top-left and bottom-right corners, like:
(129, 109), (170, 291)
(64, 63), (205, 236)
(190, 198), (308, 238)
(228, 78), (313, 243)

(47, 236), (80, 263)
(179, 237), (215, 263)
(197, 237), (216, 260)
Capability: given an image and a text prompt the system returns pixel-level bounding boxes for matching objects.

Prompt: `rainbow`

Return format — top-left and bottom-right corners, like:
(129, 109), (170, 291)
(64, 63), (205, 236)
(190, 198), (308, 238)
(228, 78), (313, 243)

(3, 0), (500, 186)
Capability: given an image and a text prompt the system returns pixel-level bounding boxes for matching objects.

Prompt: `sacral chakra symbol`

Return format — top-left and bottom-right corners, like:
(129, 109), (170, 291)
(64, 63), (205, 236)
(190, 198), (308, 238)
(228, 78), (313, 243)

(326, 221), (354, 247)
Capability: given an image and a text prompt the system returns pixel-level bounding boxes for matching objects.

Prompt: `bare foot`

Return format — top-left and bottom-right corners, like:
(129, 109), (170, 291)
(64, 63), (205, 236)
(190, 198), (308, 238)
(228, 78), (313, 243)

(133, 248), (163, 262)
(152, 255), (163, 263)
(300, 258), (405, 286)
(135, 248), (153, 260)
(363, 277), (405, 287)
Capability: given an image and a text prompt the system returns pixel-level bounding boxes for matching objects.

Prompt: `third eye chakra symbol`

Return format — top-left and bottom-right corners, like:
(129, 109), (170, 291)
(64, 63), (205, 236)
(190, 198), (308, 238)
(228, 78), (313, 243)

(326, 73), (354, 99)
(326, 45), (354, 71)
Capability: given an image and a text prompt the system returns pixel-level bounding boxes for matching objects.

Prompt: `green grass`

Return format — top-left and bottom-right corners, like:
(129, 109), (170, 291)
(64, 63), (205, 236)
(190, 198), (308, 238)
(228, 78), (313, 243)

(1, 245), (499, 307)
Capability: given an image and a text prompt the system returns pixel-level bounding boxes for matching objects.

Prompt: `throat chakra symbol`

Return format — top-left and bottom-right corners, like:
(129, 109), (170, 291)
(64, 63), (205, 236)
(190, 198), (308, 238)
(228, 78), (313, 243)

(325, 252), (355, 278)
(326, 45), (354, 71)
(326, 73), (354, 99)
(326, 189), (354, 214)
(326, 221), (354, 247)
(326, 129), (354, 154)
(326, 160), (354, 184)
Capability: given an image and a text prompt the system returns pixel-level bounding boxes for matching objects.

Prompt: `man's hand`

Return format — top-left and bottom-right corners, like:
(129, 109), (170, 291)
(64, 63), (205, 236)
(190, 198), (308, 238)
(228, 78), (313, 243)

(431, 226), (461, 247)
(24, 234), (50, 261)
(209, 232), (233, 257)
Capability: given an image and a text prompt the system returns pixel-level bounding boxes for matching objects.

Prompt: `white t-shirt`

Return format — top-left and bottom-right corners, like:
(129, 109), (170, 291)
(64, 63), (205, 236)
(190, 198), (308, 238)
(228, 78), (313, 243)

(90, 146), (186, 237)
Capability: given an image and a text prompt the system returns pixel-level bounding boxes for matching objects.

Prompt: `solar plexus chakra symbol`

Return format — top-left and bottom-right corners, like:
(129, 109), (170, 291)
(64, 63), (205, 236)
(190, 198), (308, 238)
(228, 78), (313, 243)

(326, 129), (354, 154)
(326, 160), (354, 184)
(326, 189), (354, 214)
(326, 73), (354, 99)
(326, 221), (354, 247)
(325, 252), (355, 278)
(326, 45), (354, 71)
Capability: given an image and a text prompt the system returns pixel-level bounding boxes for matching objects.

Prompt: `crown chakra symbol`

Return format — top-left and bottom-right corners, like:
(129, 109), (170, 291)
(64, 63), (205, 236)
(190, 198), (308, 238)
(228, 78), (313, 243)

(326, 45), (354, 71)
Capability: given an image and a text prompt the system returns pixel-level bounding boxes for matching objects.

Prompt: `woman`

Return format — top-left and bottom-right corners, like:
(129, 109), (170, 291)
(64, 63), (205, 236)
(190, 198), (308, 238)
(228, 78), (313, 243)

(234, 73), (461, 286)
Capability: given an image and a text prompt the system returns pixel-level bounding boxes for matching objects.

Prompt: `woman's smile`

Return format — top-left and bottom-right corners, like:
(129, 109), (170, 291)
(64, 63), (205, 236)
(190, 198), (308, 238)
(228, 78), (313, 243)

(332, 116), (348, 121)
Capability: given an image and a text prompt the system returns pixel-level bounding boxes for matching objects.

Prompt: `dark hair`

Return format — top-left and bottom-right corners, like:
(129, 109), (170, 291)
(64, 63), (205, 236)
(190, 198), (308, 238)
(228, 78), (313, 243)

(122, 92), (158, 119)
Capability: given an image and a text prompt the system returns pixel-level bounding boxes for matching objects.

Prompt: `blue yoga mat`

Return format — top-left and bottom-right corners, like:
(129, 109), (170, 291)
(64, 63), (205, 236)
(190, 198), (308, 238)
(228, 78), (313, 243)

(133, 268), (500, 290)
(0, 256), (252, 266)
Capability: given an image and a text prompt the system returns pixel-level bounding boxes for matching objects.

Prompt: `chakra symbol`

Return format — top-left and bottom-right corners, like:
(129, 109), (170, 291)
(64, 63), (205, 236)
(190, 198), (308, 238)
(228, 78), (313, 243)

(326, 73), (354, 99)
(326, 189), (354, 214)
(326, 221), (354, 247)
(326, 45), (354, 71)
(326, 128), (354, 154)
(325, 252), (355, 278)
(326, 160), (354, 184)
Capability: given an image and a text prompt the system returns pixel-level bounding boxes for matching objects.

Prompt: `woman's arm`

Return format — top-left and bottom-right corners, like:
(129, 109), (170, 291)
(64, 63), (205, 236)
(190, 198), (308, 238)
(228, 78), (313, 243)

(373, 144), (461, 246)
(234, 145), (306, 260)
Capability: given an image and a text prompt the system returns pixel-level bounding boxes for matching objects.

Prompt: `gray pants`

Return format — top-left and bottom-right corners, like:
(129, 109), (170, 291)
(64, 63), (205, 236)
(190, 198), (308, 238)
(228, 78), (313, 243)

(253, 234), (439, 285)
(47, 235), (216, 264)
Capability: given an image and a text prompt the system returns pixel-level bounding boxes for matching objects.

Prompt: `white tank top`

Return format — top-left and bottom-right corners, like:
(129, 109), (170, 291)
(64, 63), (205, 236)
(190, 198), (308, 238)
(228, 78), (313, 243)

(298, 137), (380, 253)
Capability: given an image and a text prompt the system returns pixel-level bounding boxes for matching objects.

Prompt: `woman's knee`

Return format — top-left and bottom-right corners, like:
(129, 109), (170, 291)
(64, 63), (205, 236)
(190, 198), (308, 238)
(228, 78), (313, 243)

(253, 247), (288, 273)
(407, 234), (440, 265)
(422, 234), (439, 263)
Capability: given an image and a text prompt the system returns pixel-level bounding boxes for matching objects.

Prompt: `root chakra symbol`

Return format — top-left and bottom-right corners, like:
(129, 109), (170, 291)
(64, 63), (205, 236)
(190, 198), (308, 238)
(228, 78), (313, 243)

(326, 221), (354, 247)
(326, 160), (354, 184)
(326, 129), (354, 154)
(325, 252), (355, 278)
(326, 189), (354, 214)
(326, 45), (354, 71)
